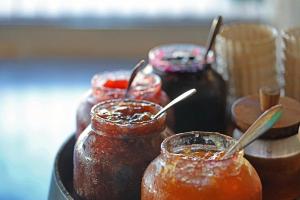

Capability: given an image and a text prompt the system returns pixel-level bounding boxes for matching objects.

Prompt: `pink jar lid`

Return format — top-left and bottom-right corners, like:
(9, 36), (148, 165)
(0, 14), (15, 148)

(149, 44), (214, 73)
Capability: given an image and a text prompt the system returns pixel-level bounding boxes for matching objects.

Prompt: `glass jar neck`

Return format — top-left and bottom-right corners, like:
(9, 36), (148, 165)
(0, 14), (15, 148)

(160, 132), (243, 178)
(91, 71), (162, 101)
(90, 99), (166, 138)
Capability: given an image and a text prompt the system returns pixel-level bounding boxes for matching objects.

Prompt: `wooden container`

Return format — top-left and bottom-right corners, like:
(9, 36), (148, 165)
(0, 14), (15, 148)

(231, 87), (300, 200)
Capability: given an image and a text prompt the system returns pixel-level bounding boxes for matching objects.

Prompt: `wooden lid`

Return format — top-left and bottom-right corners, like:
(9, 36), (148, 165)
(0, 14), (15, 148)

(232, 88), (300, 139)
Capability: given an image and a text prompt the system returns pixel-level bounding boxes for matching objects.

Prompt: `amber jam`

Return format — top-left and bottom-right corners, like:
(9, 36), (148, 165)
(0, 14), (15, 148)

(74, 99), (171, 200)
(180, 148), (225, 160)
(142, 132), (262, 200)
(76, 71), (171, 138)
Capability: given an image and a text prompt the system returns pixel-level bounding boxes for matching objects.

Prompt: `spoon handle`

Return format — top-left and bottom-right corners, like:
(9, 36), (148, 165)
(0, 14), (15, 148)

(204, 16), (223, 61)
(152, 89), (197, 119)
(125, 59), (145, 98)
(224, 104), (283, 158)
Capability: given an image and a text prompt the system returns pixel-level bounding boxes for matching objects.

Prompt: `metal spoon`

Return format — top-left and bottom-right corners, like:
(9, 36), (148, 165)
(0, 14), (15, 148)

(152, 89), (197, 119)
(203, 15), (223, 62)
(223, 104), (283, 159)
(124, 59), (146, 98)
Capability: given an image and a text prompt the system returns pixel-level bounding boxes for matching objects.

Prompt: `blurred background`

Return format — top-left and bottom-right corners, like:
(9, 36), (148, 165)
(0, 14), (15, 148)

(0, 0), (299, 199)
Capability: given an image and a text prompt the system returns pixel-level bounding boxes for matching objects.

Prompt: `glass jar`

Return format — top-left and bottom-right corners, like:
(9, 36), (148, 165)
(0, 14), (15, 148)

(74, 99), (171, 200)
(215, 24), (280, 99)
(76, 71), (171, 138)
(142, 131), (262, 200)
(148, 44), (227, 133)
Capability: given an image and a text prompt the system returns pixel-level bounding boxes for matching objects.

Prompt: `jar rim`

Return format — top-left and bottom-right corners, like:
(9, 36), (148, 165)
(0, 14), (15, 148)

(282, 27), (300, 41)
(148, 43), (214, 73)
(161, 131), (242, 162)
(91, 70), (161, 94)
(91, 98), (166, 127)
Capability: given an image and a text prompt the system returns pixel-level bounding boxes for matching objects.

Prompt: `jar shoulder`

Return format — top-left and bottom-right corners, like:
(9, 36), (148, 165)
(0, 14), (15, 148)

(142, 156), (261, 189)
(74, 130), (115, 158)
(142, 157), (261, 200)
(142, 156), (163, 190)
(75, 129), (168, 161)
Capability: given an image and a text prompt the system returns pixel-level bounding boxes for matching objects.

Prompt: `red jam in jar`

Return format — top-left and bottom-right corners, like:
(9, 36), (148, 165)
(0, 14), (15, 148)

(76, 71), (171, 138)
(73, 99), (171, 200)
(103, 79), (128, 89)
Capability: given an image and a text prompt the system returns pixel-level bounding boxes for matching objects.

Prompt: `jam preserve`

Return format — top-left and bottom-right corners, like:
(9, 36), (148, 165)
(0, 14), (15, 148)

(73, 99), (170, 200)
(142, 132), (262, 200)
(149, 44), (227, 133)
(76, 71), (171, 138)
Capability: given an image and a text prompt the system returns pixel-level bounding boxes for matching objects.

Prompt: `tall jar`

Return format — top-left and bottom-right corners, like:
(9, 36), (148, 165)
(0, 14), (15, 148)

(76, 71), (171, 138)
(142, 131), (262, 200)
(148, 44), (227, 133)
(74, 99), (170, 200)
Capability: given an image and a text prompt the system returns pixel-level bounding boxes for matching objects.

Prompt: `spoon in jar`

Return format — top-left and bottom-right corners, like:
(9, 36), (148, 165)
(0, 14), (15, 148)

(203, 15), (223, 63)
(223, 104), (283, 159)
(152, 89), (197, 119)
(124, 59), (146, 98)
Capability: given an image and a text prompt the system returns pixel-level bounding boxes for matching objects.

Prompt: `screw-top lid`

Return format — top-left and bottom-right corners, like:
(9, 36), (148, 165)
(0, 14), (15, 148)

(232, 86), (300, 139)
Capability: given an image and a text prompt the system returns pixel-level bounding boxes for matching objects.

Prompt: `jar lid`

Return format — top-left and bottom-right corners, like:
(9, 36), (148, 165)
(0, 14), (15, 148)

(232, 87), (300, 139)
(148, 43), (214, 73)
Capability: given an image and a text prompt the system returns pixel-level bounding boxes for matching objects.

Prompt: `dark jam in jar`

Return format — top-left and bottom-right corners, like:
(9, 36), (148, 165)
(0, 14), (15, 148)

(97, 103), (154, 123)
(149, 44), (227, 133)
(73, 99), (170, 200)
(75, 71), (171, 138)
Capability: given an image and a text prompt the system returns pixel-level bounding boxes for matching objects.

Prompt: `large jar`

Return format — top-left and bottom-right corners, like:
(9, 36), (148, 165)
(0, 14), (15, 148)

(142, 131), (262, 200)
(148, 44), (227, 133)
(74, 99), (171, 200)
(231, 87), (300, 200)
(76, 71), (171, 138)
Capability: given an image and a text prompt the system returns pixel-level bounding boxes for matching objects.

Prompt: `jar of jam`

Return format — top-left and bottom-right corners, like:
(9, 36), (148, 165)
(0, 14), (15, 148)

(142, 131), (262, 200)
(74, 99), (171, 200)
(76, 71), (171, 138)
(148, 44), (227, 133)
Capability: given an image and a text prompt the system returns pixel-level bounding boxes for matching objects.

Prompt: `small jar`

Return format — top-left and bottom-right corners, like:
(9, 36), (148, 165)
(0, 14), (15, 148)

(76, 71), (171, 138)
(142, 131), (262, 200)
(74, 99), (171, 200)
(148, 44), (227, 133)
